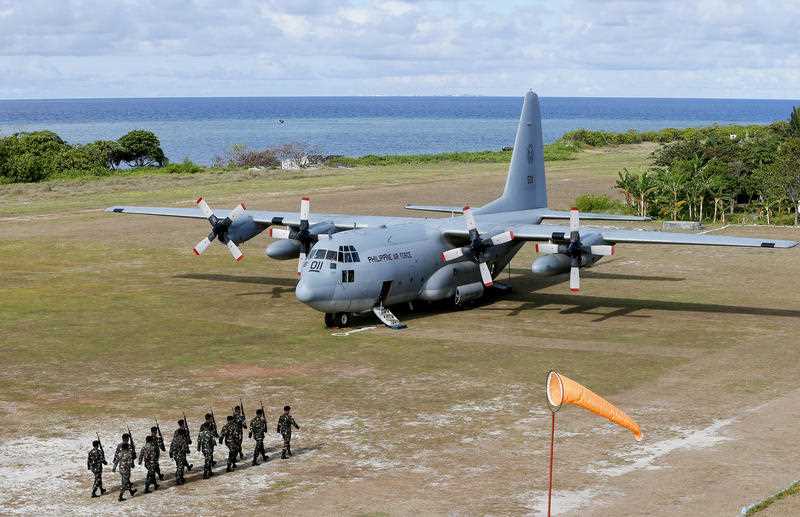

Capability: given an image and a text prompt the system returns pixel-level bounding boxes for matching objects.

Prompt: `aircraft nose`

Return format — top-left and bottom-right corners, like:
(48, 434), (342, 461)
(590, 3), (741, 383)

(295, 281), (315, 303)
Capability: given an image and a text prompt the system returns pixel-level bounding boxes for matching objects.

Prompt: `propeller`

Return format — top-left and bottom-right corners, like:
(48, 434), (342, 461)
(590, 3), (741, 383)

(534, 208), (614, 292)
(440, 206), (514, 287)
(268, 197), (314, 275)
(192, 197), (247, 261)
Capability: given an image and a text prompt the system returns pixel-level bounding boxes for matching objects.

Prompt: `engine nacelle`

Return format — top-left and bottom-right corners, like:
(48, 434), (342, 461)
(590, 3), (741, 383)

(454, 282), (484, 305)
(266, 238), (301, 260)
(531, 233), (607, 276)
(226, 214), (268, 244)
(420, 262), (479, 301)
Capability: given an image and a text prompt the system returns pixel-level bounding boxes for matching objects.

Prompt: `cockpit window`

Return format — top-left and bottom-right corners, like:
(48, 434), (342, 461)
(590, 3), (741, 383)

(338, 245), (360, 263)
(313, 249), (325, 259)
(325, 250), (337, 261)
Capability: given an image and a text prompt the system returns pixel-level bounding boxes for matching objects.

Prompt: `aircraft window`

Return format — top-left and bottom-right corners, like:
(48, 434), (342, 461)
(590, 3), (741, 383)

(338, 251), (344, 262)
(352, 252), (360, 262)
(330, 262), (336, 269)
(344, 252), (352, 263)
(325, 250), (337, 261)
(347, 270), (355, 282)
(313, 249), (325, 259)
(341, 270), (347, 282)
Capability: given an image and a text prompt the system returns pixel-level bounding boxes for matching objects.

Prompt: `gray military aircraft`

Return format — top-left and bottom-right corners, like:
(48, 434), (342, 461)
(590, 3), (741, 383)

(107, 91), (797, 329)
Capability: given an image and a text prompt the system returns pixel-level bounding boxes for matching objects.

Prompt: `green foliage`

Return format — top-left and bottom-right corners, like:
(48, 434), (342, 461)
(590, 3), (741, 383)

(790, 106), (800, 136)
(160, 159), (203, 174)
(574, 193), (628, 214)
(117, 130), (167, 167)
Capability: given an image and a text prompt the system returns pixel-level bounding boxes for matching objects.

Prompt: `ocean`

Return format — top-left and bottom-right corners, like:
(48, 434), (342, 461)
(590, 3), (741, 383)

(1, 96), (798, 164)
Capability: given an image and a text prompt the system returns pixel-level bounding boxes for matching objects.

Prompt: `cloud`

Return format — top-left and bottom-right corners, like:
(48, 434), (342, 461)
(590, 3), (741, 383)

(0, 0), (798, 98)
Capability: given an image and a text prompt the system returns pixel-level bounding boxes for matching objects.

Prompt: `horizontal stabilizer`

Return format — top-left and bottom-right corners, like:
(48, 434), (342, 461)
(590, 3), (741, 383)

(404, 205), (465, 214)
(539, 209), (651, 222)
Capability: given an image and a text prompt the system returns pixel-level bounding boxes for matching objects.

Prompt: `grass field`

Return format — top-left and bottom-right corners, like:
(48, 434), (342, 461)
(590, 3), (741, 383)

(2, 143), (800, 515)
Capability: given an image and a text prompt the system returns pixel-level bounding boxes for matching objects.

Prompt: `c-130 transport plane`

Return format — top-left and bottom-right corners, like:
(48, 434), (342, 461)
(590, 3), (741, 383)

(108, 91), (797, 329)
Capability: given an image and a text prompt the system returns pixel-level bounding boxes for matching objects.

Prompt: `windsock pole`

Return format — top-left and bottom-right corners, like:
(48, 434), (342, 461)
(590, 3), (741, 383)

(547, 411), (556, 517)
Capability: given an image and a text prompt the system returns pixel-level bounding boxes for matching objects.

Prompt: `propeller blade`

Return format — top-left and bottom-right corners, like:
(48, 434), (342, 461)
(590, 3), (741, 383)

(479, 261), (493, 287)
(229, 203), (246, 222)
(463, 206), (477, 232)
(196, 197), (214, 219)
(226, 240), (244, 262)
(440, 247), (465, 263)
(490, 230), (515, 246)
(300, 197), (310, 222)
(569, 266), (580, 292)
(193, 236), (212, 256)
(297, 252), (306, 276)
(569, 208), (579, 233)
(590, 244), (615, 256)
(535, 243), (560, 254)
(269, 227), (291, 239)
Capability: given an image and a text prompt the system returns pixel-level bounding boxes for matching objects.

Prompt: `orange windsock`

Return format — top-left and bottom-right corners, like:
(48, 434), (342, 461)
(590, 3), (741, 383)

(546, 370), (642, 441)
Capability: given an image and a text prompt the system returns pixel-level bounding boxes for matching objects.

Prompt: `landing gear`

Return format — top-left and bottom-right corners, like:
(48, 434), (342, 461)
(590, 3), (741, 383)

(335, 312), (351, 328)
(324, 312), (351, 328)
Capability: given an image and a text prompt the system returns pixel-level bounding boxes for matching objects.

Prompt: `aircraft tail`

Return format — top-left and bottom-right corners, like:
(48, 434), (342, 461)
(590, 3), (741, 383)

(477, 91), (547, 214)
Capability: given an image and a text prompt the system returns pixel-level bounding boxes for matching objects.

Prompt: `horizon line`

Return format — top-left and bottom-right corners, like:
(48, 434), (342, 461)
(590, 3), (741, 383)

(2, 94), (800, 103)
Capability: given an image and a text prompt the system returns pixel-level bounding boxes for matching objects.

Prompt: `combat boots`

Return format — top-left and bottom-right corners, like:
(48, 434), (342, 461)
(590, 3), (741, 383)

(281, 451), (287, 459)
(287, 445), (293, 457)
(144, 484), (151, 494)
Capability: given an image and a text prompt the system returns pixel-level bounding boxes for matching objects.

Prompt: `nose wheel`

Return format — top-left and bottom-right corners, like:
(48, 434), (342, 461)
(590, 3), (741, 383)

(325, 312), (351, 328)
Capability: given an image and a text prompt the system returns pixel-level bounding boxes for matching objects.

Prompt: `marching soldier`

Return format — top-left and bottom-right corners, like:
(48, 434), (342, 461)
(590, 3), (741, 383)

(249, 408), (268, 465)
(112, 442), (137, 501)
(219, 415), (240, 471)
(87, 439), (107, 497)
(113, 433), (136, 464)
(138, 435), (160, 493)
(150, 426), (166, 481)
(197, 422), (216, 479)
(169, 425), (191, 485)
(233, 405), (247, 460)
(205, 412), (219, 466)
(277, 405), (300, 459)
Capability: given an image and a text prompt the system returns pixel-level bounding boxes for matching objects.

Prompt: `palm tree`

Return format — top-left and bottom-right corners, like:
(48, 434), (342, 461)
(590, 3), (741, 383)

(634, 169), (657, 217)
(655, 166), (687, 221)
(615, 169), (636, 210)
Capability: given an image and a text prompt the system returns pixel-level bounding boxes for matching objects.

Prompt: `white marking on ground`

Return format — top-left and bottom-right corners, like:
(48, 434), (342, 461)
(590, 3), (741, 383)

(522, 488), (607, 516)
(586, 418), (735, 477)
(331, 326), (376, 337)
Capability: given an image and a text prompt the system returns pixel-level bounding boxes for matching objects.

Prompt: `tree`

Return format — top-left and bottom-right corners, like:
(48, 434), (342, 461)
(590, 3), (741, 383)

(758, 138), (800, 225)
(790, 106), (800, 137)
(632, 169), (657, 217)
(615, 169), (636, 209)
(655, 166), (687, 221)
(117, 130), (167, 167)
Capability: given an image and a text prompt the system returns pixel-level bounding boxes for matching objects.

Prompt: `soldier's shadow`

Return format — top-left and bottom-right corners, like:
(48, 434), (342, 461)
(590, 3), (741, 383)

(99, 442), (324, 495)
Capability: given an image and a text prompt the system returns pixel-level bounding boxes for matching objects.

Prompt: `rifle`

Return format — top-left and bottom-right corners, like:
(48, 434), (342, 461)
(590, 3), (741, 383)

(126, 423), (136, 461)
(240, 397), (246, 422)
(210, 409), (218, 435)
(260, 400), (266, 421)
(183, 411), (192, 443)
(97, 431), (108, 464)
(154, 417), (166, 451)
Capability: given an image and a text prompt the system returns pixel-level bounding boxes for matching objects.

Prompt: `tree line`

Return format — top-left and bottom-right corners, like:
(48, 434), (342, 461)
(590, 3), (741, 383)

(613, 107), (800, 225)
(0, 129), (170, 183)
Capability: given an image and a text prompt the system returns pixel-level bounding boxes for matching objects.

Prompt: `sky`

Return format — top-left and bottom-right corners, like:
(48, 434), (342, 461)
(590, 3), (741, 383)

(1, 0), (799, 99)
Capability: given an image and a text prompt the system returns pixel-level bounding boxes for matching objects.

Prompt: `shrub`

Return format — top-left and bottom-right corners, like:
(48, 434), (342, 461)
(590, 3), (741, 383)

(575, 193), (628, 213)
(117, 130), (167, 167)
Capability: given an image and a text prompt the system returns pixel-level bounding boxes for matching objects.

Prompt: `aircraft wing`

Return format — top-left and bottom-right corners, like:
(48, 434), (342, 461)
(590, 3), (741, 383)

(536, 209), (651, 222)
(442, 223), (797, 248)
(106, 206), (418, 229)
(505, 224), (798, 248)
(404, 204), (465, 214)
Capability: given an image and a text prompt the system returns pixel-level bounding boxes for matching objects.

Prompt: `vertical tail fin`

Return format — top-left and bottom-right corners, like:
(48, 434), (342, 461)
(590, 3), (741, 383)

(478, 91), (547, 214)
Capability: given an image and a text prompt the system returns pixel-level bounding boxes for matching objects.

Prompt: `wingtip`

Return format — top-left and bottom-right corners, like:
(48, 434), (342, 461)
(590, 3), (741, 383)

(235, 255), (244, 262)
(192, 248), (200, 256)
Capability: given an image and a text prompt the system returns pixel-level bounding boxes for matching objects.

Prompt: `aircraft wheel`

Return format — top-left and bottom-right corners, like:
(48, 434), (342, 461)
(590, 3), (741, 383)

(335, 312), (351, 328)
(324, 313), (336, 328)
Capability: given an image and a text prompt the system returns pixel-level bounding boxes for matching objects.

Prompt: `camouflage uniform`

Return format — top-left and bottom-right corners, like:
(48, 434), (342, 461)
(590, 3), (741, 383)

(169, 429), (190, 484)
(220, 421), (240, 471)
(249, 415), (268, 464)
(197, 425), (216, 479)
(277, 413), (299, 459)
(87, 446), (106, 497)
(151, 430), (166, 480)
(112, 446), (136, 501)
(234, 410), (247, 460)
(137, 441), (159, 492)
